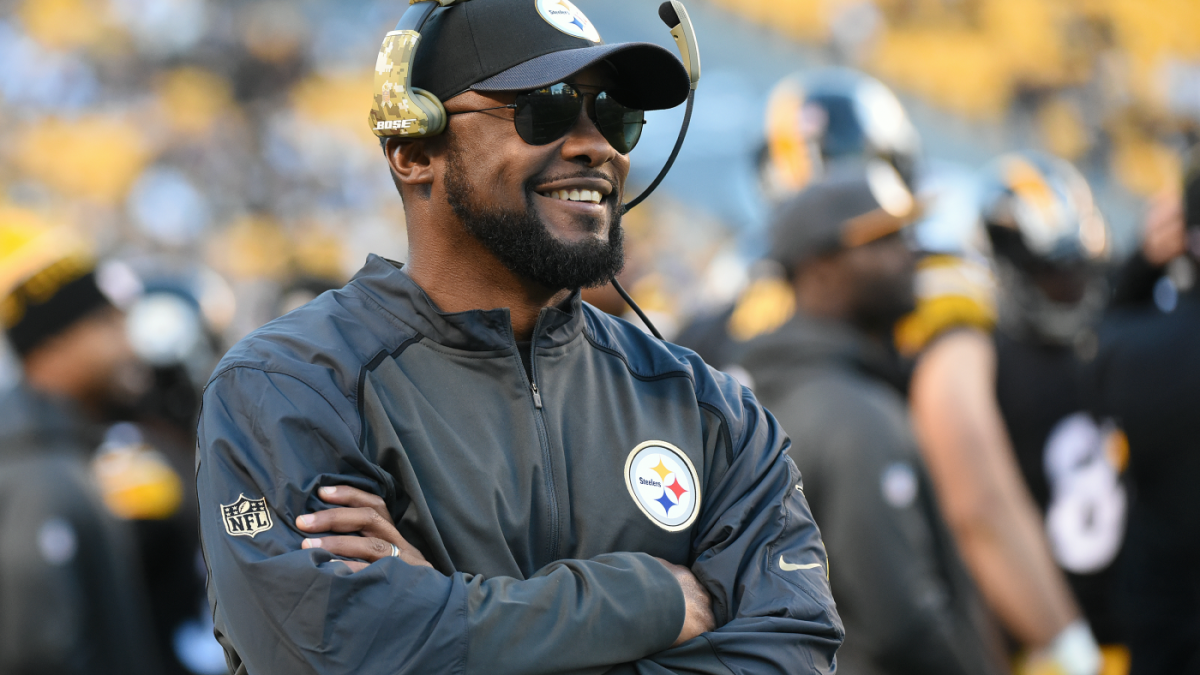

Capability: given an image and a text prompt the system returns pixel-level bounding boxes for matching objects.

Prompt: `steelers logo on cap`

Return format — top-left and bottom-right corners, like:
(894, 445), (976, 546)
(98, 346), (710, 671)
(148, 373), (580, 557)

(536, 0), (602, 43)
(624, 441), (701, 532)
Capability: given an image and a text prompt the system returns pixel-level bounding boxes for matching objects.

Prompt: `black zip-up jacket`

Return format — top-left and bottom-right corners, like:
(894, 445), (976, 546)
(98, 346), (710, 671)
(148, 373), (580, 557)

(736, 315), (1005, 675)
(196, 255), (843, 675)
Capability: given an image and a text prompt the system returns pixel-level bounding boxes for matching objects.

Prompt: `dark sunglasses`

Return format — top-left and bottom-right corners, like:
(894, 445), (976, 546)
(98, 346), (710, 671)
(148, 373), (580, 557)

(448, 82), (646, 154)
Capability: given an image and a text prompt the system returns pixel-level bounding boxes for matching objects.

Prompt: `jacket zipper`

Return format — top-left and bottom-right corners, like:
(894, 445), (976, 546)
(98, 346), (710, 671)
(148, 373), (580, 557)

(526, 314), (559, 561)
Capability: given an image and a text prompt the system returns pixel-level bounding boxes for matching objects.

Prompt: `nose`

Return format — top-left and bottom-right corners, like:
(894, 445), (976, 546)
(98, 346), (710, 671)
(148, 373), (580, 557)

(559, 99), (620, 168)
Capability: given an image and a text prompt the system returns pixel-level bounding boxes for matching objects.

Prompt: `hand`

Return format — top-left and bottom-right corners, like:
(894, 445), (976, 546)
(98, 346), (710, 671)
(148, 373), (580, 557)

(1023, 620), (1101, 675)
(655, 558), (715, 646)
(1141, 191), (1186, 267)
(296, 485), (432, 572)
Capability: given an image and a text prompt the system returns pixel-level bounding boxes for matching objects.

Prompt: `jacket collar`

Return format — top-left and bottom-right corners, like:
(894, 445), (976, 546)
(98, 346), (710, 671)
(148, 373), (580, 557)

(349, 254), (585, 351)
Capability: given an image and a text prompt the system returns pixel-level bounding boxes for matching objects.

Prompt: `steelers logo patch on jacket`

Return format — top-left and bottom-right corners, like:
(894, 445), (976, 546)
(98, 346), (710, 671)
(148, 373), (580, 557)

(624, 441), (701, 532)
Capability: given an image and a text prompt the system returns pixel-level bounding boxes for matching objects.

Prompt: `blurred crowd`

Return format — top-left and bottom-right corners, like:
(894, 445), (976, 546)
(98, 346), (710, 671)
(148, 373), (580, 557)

(1, 0), (1199, 674)
(712, 0), (1200, 199)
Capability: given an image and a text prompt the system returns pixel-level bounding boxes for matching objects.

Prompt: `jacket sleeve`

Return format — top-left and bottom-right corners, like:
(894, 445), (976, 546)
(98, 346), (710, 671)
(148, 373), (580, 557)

(197, 366), (684, 675)
(606, 383), (845, 674)
(796, 389), (1005, 675)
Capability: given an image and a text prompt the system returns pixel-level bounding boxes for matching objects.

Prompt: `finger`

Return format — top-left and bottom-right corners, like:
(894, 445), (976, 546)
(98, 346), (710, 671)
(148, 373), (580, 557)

(304, 535), (391, 563)
(304, 535), (432, 568)
(297, 506), (396, 539)
(316, 486), (390, 524)
(296, 506), (427, 562)
(338, 560), (369, 573)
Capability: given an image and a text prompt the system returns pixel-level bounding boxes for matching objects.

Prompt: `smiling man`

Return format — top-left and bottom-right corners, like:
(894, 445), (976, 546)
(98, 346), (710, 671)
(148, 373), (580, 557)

(196, 1), (842, 673)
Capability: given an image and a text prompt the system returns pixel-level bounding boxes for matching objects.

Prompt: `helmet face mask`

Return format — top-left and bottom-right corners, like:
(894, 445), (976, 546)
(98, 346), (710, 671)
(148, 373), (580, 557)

(993, 257), (1107, 347)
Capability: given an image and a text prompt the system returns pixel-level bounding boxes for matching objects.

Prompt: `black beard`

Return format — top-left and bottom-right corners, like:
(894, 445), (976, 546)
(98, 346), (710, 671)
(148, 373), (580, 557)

(443, 149), (625, 291)
(850, 271), (916, 337)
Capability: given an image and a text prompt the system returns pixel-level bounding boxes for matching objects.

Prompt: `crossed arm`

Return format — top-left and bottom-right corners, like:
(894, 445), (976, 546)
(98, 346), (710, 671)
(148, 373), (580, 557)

(296, 485), (716, 647)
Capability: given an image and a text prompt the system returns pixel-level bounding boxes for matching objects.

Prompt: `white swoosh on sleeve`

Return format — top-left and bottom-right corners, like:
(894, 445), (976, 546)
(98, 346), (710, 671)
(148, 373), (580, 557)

(778, 555), (822, 572)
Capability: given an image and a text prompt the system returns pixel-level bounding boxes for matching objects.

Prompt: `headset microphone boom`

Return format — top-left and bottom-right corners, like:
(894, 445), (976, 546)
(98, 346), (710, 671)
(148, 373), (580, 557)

(621, 1), (701, 213)
(612, 1), (702, 340)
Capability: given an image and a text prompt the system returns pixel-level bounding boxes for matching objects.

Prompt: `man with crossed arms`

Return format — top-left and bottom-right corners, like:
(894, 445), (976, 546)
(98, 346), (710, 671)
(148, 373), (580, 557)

(197, 1), (842, 672)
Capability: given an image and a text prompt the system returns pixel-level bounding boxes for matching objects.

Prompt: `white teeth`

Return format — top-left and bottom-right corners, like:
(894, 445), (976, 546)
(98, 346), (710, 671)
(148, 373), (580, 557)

(542, 188), (604, 204)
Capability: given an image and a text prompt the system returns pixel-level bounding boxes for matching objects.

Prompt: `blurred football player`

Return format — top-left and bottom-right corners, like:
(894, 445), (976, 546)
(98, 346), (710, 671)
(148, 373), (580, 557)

(736, 167), (1008, 675)
(906, 151), (1111, 675)
(0, 223), (163, 674)
(677, 67), (921, 369)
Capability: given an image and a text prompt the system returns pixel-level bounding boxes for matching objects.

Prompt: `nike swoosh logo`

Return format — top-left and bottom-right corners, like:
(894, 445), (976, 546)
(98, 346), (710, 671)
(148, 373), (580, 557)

(779, 555), (822, 572)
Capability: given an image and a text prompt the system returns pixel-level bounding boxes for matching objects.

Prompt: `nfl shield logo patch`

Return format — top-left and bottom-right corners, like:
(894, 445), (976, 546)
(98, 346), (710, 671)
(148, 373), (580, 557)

(221, 494), (274, 538)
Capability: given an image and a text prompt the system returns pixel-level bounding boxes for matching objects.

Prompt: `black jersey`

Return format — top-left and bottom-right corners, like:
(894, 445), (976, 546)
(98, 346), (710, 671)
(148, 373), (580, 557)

(994, 332), (1127, 644)
(1086, 290), (1200, 675)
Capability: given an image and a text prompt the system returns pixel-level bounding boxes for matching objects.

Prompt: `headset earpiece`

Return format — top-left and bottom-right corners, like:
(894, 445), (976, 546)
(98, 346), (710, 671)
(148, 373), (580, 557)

(369, 1), (456, 140)
(409, 87), (447, 136)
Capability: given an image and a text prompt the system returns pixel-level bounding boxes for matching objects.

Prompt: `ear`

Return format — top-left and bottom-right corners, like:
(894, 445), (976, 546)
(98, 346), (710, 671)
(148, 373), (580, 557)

(385, 138), (436, 190)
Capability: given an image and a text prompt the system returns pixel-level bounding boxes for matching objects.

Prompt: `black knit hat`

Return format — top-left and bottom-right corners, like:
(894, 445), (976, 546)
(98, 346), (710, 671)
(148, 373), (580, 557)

(3, 266), (113, 357)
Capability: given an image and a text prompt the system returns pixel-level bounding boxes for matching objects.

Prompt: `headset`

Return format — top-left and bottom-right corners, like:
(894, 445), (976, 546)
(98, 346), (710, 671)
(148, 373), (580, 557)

(369, 0), (702, 339)
(368, 0), (458, 140)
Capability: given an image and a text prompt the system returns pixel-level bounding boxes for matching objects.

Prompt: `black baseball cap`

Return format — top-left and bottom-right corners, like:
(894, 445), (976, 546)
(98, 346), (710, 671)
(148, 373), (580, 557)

(410, 0), (690, 111)
(769, 162), (918, 274)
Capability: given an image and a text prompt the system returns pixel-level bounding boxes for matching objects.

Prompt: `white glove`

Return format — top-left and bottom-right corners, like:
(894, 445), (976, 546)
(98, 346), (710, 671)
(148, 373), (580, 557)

(1026, 620), (1102, 675)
